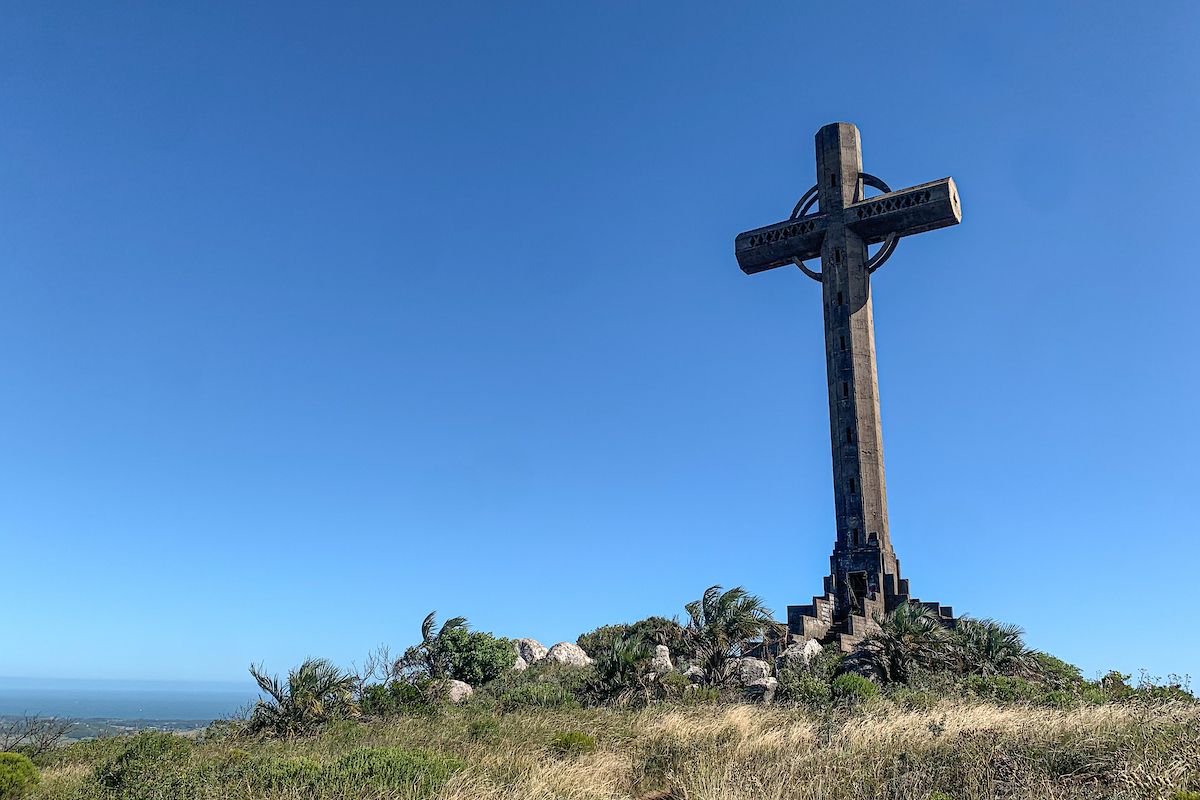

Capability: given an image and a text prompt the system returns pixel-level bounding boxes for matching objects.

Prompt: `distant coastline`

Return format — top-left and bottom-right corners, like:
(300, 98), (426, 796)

(0, 677), (259, 728)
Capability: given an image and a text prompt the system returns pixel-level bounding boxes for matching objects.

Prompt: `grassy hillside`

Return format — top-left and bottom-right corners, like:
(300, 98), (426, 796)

(25, 699), (1200, 800)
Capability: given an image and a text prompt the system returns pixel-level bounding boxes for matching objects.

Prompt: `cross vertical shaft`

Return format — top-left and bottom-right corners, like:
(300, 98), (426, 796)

(733, 121), (961, 647)
(816, 123), (895, 621)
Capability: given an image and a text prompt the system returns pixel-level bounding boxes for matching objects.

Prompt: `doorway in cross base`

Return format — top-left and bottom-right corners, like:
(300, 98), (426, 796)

(849, 571), (868, 616)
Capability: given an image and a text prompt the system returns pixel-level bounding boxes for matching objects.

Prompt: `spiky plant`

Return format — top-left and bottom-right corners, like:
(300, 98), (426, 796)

(246, 658), (359, 738)
(859, 603), (954, 684)
(681, 585), (784, 686)
(953, 616), (1040, 677)
(400, 612), (468, 679)
(587, 635), (655, 706)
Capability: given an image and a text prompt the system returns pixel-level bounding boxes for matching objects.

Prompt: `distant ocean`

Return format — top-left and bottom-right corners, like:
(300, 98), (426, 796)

(0, 677), (260, 722)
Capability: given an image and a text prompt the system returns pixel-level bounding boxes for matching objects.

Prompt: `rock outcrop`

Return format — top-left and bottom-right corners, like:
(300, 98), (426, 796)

(651, 645), (672, 673)
(745, 677), (778, 703)
(432, 679), (473, 703)
(546, 641), (593, 667)
(776, 639), (823, 673)
(513, 638), (548, 665)
(735, 657), (770, 684)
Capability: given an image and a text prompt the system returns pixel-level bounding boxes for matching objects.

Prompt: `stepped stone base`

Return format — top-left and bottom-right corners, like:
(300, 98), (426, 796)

(786, 564), (956, 653)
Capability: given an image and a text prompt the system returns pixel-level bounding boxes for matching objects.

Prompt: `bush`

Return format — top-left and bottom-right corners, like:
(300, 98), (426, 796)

(94, 731), (193, 794)
(321, 747), (465, 796)
(485, 661), (591, 710)
(403, 614), (516, 686)
(468, 716), (501, 742)
(776, 643), (842, 709)
(577, 616), (684, 658)
(435, 628), (516, 685)
(360, 679), (433, 716)
(0, 752), (39, 799)
(246, 658), (359, 737)
(245, 755), (321, 791)
(550, 731), (597, 757)
(963, 674), (1043, 704)
(831, 673), (879, 706)
(497, 681), (580, 711)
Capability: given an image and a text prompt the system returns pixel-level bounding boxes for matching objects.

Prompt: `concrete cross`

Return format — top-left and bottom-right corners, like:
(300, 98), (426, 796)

(734, 122), (962, 646)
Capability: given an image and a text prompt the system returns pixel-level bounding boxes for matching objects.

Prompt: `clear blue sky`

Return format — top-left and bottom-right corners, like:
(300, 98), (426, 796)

(2, 1), (1197, 685)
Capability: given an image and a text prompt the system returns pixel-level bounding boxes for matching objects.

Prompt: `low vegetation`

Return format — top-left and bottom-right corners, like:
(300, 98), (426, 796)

(15, 585), (1199, 799)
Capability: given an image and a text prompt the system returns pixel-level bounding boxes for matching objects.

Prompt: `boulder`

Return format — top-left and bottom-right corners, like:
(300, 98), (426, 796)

(735, 657), (770, 685)
(512, 655), (528, 672)
(513, 638), (548, 664)
(546, 641), (593, 667)
(651, 644), (672, 673)
(432, 679), (473, 703)
(745, 677), (779, 703)
(776, 639), (823, 673)
(683, 665), (704, 683)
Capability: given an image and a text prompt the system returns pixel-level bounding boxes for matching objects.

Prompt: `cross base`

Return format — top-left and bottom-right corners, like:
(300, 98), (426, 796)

(786, 549), (957, 652)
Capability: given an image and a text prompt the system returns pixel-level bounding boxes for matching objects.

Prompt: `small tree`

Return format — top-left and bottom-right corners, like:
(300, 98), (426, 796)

(401, 612), (515, 685)
(586, 635), (656, 706)
(246, 658), (359, 738)
(0, 716), (71, 759)
(0, 752), (40, 799)
(859, 603), (953, 683)
(681, 585), (783, 686)
(953, 617), (1040, 678)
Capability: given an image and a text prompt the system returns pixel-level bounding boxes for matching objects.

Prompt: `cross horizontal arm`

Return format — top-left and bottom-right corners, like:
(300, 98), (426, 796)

(845, 177), (961, 245)
(734, 213), (828, 275)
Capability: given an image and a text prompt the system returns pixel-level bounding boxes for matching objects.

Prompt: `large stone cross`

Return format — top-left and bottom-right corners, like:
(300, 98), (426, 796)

(734, 122), (962, 646)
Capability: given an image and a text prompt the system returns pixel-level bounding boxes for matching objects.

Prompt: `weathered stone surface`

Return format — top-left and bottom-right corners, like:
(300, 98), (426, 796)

(433, 679), (473, 703)
(735, 122), (961, 654)
(512, 655), (528, 672)
(776, 639), (823, 673)
(651, 645), (672, 673)
(736, 657), (770, 684)
(513, 638), (548, 665)
(546, 642), (593, 667)
(745, 677), (779, 703)
(683, 665), (704, 683)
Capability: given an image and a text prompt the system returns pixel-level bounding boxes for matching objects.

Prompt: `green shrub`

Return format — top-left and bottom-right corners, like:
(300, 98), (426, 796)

(963, 674), (1042, 703)
(1031, 652), (1084, 687)
(577, 624), (631, 657)
(0, 752), (40, 799)
(497, 681), (580, 711)
(468, 716), (501, 741)
(247, 658), (359, 737)
(778, 669), (833, 708)
(361, 679), (433, 716)
(486, 662), (592, 710)
(321, 747), (464, 796)
(577, 616), (685, 657)
(94, 731), (193, 794)
(246, 755), (321, 790)
(436, 628), (516, 685)
(1170, 791), (1200, 800)
(832, 672), (879, 705)
(550, 730), (597, 757)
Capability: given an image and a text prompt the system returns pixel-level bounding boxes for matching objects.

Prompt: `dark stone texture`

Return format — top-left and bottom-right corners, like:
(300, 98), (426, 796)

(734, 122), (962, 647)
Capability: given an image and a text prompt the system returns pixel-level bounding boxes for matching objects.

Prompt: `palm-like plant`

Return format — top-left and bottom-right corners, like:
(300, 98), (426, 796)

(247, 658), (359, 738)
(860, 603), (953, 683)
(953, 617), (1040, 677)
(400, 612), (468, 679)
(681, 585), (784, 686)
(588, 635), (656, 705)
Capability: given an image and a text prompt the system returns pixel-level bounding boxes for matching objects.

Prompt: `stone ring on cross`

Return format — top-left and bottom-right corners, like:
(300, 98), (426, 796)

(790, 174), (899, 282)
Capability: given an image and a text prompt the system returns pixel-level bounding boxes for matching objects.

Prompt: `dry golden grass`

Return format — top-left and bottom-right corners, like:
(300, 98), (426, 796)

(30, 699), (1200, 800)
